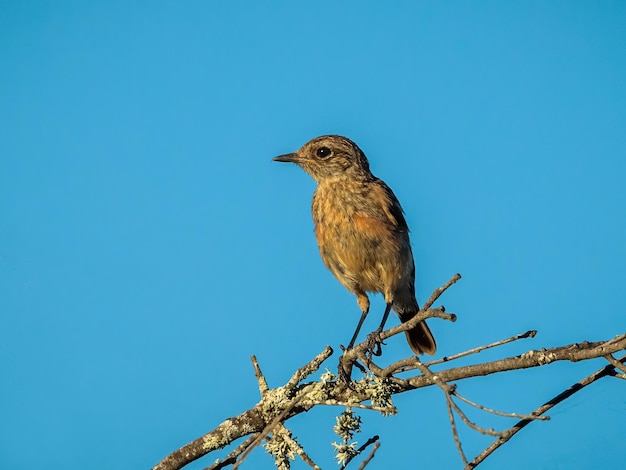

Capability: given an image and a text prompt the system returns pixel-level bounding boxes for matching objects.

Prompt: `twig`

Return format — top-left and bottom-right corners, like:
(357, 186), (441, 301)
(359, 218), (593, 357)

(447, 393), (501, 437)
(251, 355), (269, 396)
(280, 426), (321, 469)
(422, 273), (462, 310)
(294, 439), (321, 470)
(416, 360), (503, 458)
(604, 354), (626, 375)
(357, 441), (380, 470)
(446, 392), (469, 465)
(286, 346), (334, 390)
(203, 434), (259, 470)
(451, 389), (548, 421)
(301, 399), (396, 414)
(413, 361), (470, 463)
(426, 330), (537, 367)
(340, 435), (380, 469)
(233, 392), (308, 469)
(383, 330), (537, 377)
(467, 353), (626, 468)
(379, 307), (456, 343)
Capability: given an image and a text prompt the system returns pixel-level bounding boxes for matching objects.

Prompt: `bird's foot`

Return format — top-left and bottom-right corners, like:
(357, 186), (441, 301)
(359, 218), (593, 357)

(365, 327), (385, 357)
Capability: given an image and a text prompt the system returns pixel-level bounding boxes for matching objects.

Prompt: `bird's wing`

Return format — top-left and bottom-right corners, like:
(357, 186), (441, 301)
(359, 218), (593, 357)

(368, 179), (410, 233)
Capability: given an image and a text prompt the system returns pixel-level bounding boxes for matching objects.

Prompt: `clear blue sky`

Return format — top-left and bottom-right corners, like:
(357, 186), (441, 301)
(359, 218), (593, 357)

(2, 2), (625, 469)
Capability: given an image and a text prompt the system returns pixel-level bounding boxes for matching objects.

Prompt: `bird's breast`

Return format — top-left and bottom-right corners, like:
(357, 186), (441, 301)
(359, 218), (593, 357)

(311, 181), (410, 293)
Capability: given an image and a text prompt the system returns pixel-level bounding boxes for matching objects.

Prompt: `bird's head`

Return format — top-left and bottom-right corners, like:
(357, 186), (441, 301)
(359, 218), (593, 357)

(273, 135), (373, 183)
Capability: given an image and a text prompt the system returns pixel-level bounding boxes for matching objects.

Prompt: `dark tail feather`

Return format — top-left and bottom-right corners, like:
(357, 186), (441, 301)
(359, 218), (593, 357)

(403, 319), (436, 356)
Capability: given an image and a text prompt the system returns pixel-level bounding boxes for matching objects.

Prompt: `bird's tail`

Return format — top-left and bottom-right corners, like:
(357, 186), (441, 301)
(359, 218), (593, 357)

(401, 313), (437, 356)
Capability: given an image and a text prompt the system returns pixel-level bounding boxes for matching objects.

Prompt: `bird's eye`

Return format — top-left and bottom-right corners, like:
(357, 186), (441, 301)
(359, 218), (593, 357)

(316, 147), (332, 158)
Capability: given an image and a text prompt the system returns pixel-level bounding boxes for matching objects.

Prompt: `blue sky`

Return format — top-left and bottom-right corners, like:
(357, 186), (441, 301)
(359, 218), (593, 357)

(1, 1), (625, 469)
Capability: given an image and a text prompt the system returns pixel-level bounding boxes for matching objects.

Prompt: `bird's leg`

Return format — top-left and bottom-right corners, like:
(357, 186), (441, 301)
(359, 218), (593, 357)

(338, 294), (370, 383)
(346, 309), (368, 351)
(344, 292), (371, 350)
(377, 301), (392, 331)
(339, 310), (368, 384)
(367, 302), (392, 356)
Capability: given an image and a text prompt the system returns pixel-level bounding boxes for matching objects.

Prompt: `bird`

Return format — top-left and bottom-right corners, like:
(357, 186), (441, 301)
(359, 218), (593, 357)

(273, 135), (436, 355)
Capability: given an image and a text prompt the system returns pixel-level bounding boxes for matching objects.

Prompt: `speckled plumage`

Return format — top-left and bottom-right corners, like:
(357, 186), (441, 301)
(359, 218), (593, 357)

(274, 135), (436, 355)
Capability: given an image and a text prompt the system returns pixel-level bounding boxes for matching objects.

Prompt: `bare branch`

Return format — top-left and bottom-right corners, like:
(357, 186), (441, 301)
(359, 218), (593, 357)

(292, 433), (322, 469)
(203, 434), (258, 470)
(402, 334), (626, 391)
(446, 391), (469, 466)
(422, 273), (462, 310)
(413, 360), (489, 465)
(286, 345), (334, 390)
(357, 441), (380, 470)
(379, 306), (457, 343)
(449, 397), (501, 437)
(251, 355), (269, 396)
(383, 330), (537, 377)
(153, 335), (626, 470)
(604, 354), (626, 375)
(467, 353), (626, 468)
(426, 330), (538, 367)
(451, 390), (548, 421)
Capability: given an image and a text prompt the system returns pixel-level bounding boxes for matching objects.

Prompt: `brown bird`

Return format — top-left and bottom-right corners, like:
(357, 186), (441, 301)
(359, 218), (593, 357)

(273, 135), (436, 355)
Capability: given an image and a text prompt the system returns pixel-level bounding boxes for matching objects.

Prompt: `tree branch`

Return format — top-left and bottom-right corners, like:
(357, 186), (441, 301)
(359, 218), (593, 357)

(398, 335), (626, 392)
(467, 352), (626, 468)
(153, 334), (626, 470)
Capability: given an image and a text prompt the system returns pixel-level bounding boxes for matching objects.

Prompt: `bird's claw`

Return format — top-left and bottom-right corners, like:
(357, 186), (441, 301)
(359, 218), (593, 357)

(366, 328), (385, 357)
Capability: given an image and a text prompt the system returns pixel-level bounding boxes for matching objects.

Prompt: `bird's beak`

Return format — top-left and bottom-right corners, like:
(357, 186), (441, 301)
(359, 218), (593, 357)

(272, 153), (300, 163)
